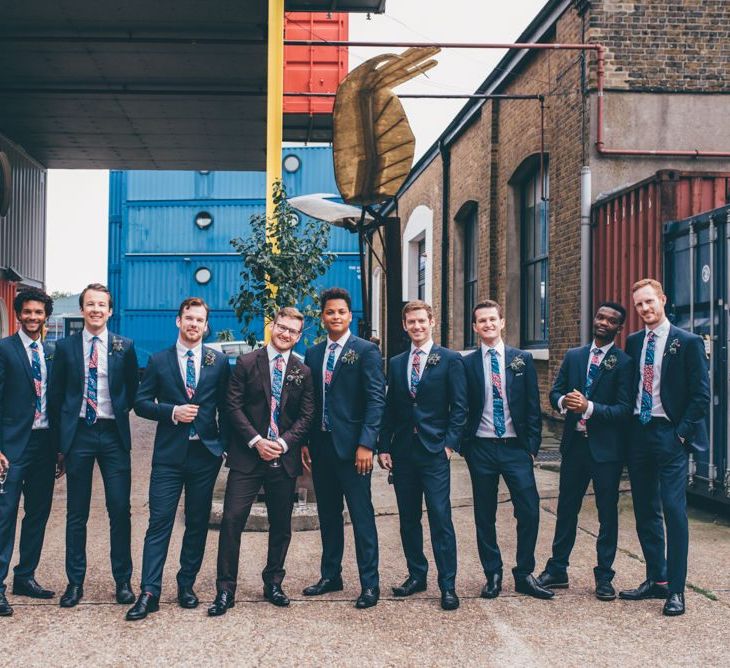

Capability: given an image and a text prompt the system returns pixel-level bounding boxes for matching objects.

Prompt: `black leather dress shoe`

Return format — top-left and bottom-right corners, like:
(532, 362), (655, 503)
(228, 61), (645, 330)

(264, 583), (290, 607)
(115, 581), (135, 604)
(13, 577), (55, 599)
(515, 574), (555, 599)
(0, 593), (13, 616)
(392, 576), (427, 597)
(481, 572), (503, 599)
(535, 570), (569, 589)
(662, 592), (685, 616)
(440, 590), (460, 610)
(618, 579), (669, 601)
(302, 577), (344, 596)
(60, 584), (84, 608)
(355, 587), (380, 609)
(595, 581), (616, 601)
(208, 590), (235, 617)
(125, 592), (159, 621)
(177, 586), (199, 609)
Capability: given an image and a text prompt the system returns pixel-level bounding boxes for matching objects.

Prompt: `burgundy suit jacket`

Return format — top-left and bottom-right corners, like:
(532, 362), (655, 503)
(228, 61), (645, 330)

(226, 347), (314, 478)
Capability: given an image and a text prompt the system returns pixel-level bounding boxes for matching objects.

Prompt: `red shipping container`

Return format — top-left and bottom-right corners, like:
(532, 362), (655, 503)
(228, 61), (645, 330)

(284, 12), (349, 115)
(592, 170), (730, 345)
(0, 278), (17, 336)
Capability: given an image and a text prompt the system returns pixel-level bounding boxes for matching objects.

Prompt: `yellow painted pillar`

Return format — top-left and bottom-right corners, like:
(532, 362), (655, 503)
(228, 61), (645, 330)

(265, 0), (285, 341)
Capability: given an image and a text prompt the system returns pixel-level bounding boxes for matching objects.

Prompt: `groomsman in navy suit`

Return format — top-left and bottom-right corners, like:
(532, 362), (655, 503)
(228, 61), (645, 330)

(378, 300), (467, 611)
(0, 289), (63, 616)
(302, 288), (386, 609)
(209, 307), (314, 616)
(619, 279), (709, 616)
(49, 283), (139, 608)
(126, 297), (229, 620)
(536, 302), (634, 600)
(462, 300), (553, 600)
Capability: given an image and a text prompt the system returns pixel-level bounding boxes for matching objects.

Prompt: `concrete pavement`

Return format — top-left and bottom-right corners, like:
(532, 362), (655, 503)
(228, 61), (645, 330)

(4, 414), (730, 666)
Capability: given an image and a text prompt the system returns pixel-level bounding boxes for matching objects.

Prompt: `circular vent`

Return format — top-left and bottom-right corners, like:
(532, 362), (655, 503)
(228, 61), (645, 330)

(0, 152), (11, 217)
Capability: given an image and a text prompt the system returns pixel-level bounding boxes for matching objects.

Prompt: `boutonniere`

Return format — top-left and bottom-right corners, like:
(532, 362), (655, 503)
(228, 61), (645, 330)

(601, 354), (617, 370)
(203, 349), (217, 367)
(44, 353), (54, 362)
(110, 337), (125, 355)
(285, 367), (304, 386)
(426, 352), (441, 367)
(667, 338), (681, 356)
(509, 356), (526, 373)
(341, 349), (359, 365)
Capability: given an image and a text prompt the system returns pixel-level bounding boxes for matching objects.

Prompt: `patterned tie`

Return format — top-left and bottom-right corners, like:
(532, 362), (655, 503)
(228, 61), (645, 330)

(639, 331), (656, 425)
(489, 349), (505, 437)
(268, 354), (285, 439)
(579, 347), (602, 429)
(185, 350), (197, 437)
(322, 342), (338, 431)
(409, 349), (423, 398)
(29, 341), (43, 422)
(85, 336), (99, 425)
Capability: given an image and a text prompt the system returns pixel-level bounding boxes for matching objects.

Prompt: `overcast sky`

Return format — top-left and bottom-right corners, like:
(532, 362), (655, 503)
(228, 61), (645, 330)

(45, 1), (546, 293)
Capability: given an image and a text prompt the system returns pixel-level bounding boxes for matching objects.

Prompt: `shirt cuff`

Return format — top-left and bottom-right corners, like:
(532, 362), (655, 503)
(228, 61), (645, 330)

(248, 434), (262, 448)
(582, 401), (594, 420)
(277, 438), (289, 454)
(558, 396), (567, 415)
(171, 406), (179, 424)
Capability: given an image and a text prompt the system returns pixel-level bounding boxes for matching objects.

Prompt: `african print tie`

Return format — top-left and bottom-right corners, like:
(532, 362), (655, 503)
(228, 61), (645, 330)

(323, 342), (338, 431)
(29, 341), (42, 422)
(85, 336), (99, 425)
(489, 348), (505, 438)
(639, 332), (656, 425)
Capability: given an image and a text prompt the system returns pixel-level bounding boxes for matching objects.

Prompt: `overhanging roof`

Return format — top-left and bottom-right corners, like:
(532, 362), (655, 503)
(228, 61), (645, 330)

(0, 1), (385, 170)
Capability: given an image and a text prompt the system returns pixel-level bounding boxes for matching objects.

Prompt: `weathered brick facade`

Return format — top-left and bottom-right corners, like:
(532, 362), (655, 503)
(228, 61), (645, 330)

(370, 0), (730, 414)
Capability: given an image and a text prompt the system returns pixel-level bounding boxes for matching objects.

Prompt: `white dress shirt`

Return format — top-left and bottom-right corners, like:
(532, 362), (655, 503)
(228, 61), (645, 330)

(321, 331), (351, 393)
(558, 340), (614, 427)
(634, 318), (670, 418)
(406, 339), (434, 386)
(18, 329), (49, 429)
(476, 340), (517, 439)
(171, 340), (202, 438)
(79, 328), (114, 420)
(249, 344), (291, 452)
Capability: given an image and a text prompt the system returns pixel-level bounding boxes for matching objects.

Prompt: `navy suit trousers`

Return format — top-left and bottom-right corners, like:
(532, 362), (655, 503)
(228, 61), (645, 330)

(0, 429), (55, 593)
(627, 418), (689, 593)
(140, 439), (222, 596)
(545, 432), (623, 582)
(65, 419), (132, 585)
(311, 433), (379, 589)
(392, 436), (457, 591)
(466, 437), (539, 579)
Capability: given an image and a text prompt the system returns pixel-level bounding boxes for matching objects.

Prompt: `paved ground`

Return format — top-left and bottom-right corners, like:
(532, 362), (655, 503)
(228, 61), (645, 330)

(4, 415), (730, 666)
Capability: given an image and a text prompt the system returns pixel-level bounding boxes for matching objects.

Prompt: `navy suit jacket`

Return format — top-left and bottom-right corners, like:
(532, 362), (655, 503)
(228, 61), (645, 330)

(134, 345), (230, 467)
(379, 344), (468, 455)
(625, 324), (710, 452)
(305, 334), (386, 461)
(0, 334), (56, 460)
(226, 347), (314, 479)
(48, 331), (139, 455)
(464, 345), (542, 456)
(549, 344), (634, 463)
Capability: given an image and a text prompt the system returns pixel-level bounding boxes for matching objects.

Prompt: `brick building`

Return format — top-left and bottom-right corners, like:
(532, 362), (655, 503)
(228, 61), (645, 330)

(369, 0), (730, 411)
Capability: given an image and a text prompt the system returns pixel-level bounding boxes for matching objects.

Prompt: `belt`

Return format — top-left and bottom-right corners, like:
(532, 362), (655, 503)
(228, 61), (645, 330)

(475, 436), (519, 446)
(635, 416), (671, 426)
(78, 418), (116, 427)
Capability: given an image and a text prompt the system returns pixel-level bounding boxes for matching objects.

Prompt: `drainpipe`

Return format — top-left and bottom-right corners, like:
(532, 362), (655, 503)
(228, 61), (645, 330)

(439, 139), (450, 346)
(580, 166), (592, 344)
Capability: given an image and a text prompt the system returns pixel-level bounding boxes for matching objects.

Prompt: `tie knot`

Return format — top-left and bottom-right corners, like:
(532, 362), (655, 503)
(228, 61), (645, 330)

(329, 342), (338, 351)
(413, 348), (423, 357)
(30, 341), (38, 349)
(488, 348), (497, 357)
(647, 331), (656, 341)
(591, 347), (601, 356)
(186, 350), (194, 358)
(92, 336), (100, 342)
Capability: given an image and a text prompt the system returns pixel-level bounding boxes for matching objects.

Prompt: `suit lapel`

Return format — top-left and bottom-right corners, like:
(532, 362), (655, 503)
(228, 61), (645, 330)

(106, 331), (115, 395)
(256, 347), (272, 404)
(328, 335), (354, 388)
(472, 348), (486, 413)
(279, 355), (297, 414)
(588, 344), (614, 396)
(504, 346), (516, 400)
(577, 345), (591, 393)
(415, 345), (438, 393)
(73, 333), (85, 390)
(166, 346), (189, 399)
(662, 326), (679, 375)
(194, 345), (213, 398)
(11, 334), (35, 391)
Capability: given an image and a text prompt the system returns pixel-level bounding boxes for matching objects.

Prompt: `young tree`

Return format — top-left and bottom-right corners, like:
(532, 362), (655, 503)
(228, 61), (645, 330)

(230, 180), (335, 346)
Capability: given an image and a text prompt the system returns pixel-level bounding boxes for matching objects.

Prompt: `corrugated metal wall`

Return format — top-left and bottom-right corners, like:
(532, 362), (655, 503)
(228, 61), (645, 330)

(592, 170), (730, 344)
(0, 279), (17, 336)
(109, 147), (362, 365)
(0, 134), (46, 288)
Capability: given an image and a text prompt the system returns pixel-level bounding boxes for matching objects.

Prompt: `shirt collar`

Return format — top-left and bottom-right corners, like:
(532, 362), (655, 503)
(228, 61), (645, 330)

(410, 339), (434, 357)
(590, 340), (614, 355)
(176, 340), (202, 358)
(18, 329), (43, 350)
(83, 328), (107, 344)
(480, 339), (505, 358)
(327, 331), (351, 349)
(267, 343), (291, 364)
(646, 319), (670, 338)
